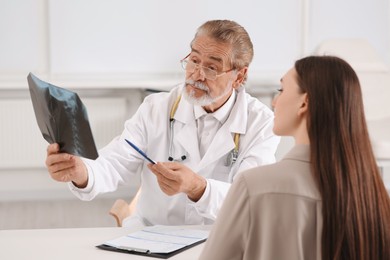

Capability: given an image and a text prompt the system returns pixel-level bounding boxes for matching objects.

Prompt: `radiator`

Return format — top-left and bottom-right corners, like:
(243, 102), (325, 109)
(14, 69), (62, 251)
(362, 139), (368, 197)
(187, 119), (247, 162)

(0, 97), (129, 169)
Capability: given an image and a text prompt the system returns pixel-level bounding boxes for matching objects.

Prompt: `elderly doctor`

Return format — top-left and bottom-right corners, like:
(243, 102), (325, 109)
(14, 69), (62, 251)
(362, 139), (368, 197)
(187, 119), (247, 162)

(45, 20), (280, 227)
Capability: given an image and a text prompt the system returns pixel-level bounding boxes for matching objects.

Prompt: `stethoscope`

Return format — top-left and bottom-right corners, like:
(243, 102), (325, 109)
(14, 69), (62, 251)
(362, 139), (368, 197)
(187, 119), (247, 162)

(168, 94), (240, 167)
(168, 95), (187, 161)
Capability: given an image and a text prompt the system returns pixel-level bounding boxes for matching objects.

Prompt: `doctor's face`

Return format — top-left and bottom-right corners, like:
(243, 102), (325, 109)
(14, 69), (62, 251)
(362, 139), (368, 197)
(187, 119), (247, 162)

(183, 35), (244, 113)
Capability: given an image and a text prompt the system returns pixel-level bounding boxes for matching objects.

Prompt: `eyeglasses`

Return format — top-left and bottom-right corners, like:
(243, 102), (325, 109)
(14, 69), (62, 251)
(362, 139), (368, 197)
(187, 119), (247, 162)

(180, 54), (235, 80)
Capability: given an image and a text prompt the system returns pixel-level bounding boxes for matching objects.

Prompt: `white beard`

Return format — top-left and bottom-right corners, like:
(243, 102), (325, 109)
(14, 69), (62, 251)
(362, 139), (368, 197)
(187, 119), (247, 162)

(182, 80), (233, 106)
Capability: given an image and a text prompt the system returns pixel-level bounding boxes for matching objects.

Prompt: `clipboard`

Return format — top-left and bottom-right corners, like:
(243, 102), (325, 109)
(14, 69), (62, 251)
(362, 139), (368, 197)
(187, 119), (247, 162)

(96, 239), (206, 259)
(96, 225), (209, 259)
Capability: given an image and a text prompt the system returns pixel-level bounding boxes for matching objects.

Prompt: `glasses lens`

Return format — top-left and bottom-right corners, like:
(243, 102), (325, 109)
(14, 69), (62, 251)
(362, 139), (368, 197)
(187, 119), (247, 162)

(203, 68), (217, 80)
(181, 60), (188, 70)
(181, 60), (218, 80)
(182, 60), (197, 73)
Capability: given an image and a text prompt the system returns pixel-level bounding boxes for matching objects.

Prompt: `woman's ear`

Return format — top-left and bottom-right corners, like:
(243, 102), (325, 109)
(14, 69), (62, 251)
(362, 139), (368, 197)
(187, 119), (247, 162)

(297, 93), (308, 116)
(232, 67), (248, 89)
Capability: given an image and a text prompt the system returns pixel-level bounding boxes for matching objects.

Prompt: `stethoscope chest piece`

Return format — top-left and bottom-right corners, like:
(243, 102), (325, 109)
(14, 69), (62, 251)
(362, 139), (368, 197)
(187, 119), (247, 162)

(225, 149), (238, 167)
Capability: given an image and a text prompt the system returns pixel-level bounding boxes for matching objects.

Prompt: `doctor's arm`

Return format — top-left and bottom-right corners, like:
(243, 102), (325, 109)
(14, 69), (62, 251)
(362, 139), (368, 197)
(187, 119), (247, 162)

(149, 129), (279, 220)
(148, 163), (233, 220)
(46, 143), (88, 188)
(148, 133), (278, 220)
(148, 162), (207, 201)
(148, 111), (279, 219)
(68, 98), (155, 201)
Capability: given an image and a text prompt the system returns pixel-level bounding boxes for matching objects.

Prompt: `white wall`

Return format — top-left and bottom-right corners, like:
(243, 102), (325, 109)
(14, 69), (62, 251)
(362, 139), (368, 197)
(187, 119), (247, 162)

(0, 0), (389, 200)
(1, 0), (389, 82)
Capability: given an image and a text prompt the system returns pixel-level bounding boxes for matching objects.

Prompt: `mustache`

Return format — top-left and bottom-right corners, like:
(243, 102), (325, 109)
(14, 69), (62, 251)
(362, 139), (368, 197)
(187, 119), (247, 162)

(185, 80), (209, 92)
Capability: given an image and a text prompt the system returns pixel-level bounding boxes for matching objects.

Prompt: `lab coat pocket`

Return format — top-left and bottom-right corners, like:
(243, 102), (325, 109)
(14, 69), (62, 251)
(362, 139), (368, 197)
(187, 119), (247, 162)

(210, 157), (233, 182)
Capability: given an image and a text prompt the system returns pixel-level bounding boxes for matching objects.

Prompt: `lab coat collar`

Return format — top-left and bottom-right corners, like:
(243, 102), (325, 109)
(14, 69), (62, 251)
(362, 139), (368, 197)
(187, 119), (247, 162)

(193, 90), (236, 124)
(172, 89), (193, 124)
(198, 88), (248, 169)
(173, 93), (201, 163)
(173, 87), (250, 170)
(174, 87), (247, 132)
(225, 87), (247, 135)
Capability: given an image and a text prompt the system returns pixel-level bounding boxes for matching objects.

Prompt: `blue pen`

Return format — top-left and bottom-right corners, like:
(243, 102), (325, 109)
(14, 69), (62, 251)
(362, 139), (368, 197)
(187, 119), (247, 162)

(125, 139), (156, 164)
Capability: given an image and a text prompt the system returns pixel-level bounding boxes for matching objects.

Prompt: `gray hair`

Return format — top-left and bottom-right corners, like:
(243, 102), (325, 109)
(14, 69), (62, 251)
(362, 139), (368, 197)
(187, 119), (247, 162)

(191, 20), (254, 84)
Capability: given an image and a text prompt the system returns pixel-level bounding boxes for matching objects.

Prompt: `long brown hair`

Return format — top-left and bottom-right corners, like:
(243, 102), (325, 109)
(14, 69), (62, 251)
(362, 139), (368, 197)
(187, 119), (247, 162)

(295, 56), (390, 259)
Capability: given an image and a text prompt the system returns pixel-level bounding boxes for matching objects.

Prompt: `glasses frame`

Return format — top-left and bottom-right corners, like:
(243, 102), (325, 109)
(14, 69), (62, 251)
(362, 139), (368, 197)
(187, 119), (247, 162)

(180, 53), (235, 80)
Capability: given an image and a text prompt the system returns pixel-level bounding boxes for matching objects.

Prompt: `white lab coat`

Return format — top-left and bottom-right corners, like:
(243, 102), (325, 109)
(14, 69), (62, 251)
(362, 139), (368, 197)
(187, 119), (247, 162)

(69, 84), (280, 226)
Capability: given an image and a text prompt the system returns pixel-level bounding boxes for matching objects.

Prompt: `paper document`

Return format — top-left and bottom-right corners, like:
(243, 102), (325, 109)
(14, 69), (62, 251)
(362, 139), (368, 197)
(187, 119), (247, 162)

(97, 225), (209, 258)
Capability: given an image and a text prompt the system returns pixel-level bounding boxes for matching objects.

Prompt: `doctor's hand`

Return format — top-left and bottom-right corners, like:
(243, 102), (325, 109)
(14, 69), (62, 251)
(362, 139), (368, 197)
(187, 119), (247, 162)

(148, 162), (207, 202)
(45, 143), (88, 188)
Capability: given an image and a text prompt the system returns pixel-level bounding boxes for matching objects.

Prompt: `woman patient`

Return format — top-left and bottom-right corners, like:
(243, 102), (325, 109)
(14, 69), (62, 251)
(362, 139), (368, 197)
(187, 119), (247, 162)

(200, 56), (390, 260)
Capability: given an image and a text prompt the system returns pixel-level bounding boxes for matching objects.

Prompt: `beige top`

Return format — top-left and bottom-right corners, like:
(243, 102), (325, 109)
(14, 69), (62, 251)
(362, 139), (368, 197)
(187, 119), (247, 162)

(199, 145), (323, 260)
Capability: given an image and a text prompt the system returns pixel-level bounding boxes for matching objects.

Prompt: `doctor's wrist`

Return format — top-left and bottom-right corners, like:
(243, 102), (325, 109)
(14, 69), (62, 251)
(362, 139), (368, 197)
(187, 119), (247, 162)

(187, 176), (207, 202)
(71, 162), (89, 189)
(72, 174), (88, 189)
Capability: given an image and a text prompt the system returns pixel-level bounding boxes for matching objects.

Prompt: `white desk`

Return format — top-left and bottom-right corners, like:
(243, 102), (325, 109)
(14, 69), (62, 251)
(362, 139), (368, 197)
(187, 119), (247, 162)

(0, 226), (209, 260)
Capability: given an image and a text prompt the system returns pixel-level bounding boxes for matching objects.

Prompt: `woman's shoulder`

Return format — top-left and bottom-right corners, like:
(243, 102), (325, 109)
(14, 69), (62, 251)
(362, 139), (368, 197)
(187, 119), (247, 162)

(239, 158), (321, 201)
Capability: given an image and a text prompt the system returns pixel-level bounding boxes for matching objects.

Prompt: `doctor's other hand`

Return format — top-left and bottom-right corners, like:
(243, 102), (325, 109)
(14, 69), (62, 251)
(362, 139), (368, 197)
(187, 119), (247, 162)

(148, 162), (207, 202)
(45, 143), (88, 188)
